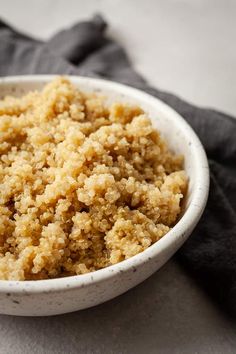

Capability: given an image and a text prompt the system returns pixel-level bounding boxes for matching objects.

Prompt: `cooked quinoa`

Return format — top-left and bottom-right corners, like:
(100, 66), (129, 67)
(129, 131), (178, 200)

(0, 77), (187, 280)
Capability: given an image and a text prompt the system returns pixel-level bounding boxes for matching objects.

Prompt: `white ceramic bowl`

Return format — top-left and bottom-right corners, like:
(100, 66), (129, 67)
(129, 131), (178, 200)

(0, 76), (209, 316)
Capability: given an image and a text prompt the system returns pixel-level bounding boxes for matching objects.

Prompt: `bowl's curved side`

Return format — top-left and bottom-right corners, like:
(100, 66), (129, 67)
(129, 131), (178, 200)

(0, 251), (177, 316)
(0, 76), (209, 316)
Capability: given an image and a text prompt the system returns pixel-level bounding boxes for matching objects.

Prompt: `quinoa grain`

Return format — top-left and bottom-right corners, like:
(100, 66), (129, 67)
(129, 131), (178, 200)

(0, 77), (187, 280)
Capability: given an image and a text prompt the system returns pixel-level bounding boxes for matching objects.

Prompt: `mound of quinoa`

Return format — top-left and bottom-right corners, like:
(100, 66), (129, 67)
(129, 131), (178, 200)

(0, 77), (187, 280)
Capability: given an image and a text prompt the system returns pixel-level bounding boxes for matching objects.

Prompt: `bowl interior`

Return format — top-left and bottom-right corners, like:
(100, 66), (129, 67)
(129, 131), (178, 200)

(0, 76), (201, 211)
(0, 76), (209, 291)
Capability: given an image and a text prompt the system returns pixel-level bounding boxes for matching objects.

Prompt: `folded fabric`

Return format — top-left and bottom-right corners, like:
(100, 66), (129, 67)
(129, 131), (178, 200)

(1, 14), (236, 315)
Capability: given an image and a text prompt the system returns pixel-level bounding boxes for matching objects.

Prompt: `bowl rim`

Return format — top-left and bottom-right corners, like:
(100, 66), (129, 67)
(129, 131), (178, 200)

(0, 75), (209, 293)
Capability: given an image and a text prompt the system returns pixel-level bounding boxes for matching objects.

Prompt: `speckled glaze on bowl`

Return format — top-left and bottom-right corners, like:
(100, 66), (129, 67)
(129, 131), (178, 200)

(0, 76), (209, 316)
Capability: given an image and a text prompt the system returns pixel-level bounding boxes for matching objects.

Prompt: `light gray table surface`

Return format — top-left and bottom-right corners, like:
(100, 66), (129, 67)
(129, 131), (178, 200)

(0, 1), (236, 353)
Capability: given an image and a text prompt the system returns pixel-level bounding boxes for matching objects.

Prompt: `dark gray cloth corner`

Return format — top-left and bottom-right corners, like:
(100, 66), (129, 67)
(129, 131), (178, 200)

(1, 15), (236, 316)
